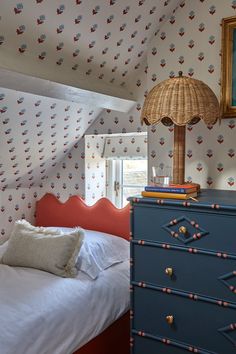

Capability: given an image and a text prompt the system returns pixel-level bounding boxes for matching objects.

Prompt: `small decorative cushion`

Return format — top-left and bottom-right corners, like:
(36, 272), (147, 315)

(1, 220), (84, 278)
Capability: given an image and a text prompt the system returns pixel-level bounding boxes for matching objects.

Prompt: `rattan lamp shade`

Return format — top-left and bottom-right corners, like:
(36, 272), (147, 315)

(141, 72), (220, 184)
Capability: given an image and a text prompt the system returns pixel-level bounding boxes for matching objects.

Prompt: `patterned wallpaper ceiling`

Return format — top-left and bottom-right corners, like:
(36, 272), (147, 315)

(0, 0), (181, 190)
(0, 0), (181, 90)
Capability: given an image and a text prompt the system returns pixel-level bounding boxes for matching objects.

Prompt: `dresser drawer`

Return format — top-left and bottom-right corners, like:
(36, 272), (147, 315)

(132, 332), (216, 354)
(132, 242), (236, 303)
(133, 285), (236, 354)
(132, 204), (236, 254)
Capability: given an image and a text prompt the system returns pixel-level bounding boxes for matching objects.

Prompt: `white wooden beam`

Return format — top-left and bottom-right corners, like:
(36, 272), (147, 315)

(0, 68), (135, 112)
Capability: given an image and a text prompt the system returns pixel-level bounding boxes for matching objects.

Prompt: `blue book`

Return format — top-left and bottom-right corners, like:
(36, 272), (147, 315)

(144, 185), (197, 194)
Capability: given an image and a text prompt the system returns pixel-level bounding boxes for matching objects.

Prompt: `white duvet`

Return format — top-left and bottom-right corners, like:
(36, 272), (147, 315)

(0, 260), (129, 354)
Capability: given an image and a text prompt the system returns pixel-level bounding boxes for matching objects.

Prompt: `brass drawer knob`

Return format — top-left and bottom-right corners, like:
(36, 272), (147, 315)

(179, 226), (187, 234)
(166, 315), (174, 325)
(165, 267), (173, 277)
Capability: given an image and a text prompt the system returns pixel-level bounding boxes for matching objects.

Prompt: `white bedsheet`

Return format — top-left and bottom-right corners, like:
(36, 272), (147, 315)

(0, 261), (129, 354)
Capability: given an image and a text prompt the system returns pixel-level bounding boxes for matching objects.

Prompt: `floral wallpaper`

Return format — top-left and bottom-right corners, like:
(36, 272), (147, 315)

(85, 135), (106, 205)
(1, 0), (236, 243)
(147, 0), (236, 189)
(0, 0), (180, 90)
(0, 88), (101, 190)
(0, 88), (101, 242)
(0, 187), (41, 243)
(0, 0), (181, 241)
(42, 138), (87, 202)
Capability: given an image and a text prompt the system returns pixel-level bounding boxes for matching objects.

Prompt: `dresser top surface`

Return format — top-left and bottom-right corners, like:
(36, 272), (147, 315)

(128, 189), (236, 211)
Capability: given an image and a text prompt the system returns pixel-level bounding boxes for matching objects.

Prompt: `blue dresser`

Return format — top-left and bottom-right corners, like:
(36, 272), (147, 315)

(129, 190), (236, 354)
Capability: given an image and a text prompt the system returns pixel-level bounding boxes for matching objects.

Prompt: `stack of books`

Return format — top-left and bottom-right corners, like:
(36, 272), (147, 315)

(141, 183), (199, 200)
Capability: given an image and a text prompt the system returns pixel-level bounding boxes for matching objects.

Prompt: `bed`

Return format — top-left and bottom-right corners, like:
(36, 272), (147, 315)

(0, 193), (130, 354)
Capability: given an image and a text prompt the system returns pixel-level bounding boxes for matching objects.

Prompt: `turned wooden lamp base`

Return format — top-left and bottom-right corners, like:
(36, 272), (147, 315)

(173, 124), (186, 185)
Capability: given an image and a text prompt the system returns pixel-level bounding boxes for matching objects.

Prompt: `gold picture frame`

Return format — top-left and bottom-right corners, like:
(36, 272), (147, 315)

(221, 16), (236, 118)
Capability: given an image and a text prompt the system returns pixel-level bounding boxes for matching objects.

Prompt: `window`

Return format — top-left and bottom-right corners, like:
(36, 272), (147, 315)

(107, 159), (147, 208)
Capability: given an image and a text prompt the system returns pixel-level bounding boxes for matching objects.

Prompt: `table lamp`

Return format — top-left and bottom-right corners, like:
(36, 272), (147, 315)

(141, 71), (220, 185)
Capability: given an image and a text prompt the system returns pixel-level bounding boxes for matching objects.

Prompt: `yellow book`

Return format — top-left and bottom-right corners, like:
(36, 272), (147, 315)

(141, 191), (198, 200)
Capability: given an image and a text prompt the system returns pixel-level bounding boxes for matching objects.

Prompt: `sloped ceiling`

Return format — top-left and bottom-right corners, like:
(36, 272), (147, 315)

(0, 0), (181, 92)
(0, 0), (181, 189)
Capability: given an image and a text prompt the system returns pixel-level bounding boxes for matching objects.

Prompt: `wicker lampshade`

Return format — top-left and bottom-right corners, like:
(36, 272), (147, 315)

(141, 72), (220, 184)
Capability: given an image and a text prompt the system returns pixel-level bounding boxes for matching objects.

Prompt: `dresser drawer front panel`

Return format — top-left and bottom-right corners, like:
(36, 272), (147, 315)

(132, 205), (236, 254)
(132, 334), (216, 354)
(133, 286), (236, 354)
(133, 243), (236, 303)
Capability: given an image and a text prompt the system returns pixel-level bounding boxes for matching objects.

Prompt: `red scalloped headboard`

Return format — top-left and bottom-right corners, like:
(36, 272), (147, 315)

(35, 193), (130, 240)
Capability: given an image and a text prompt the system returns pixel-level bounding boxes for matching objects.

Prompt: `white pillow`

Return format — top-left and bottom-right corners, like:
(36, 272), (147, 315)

(48, 227), (129, 279)
(1, 220), (84, 278)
